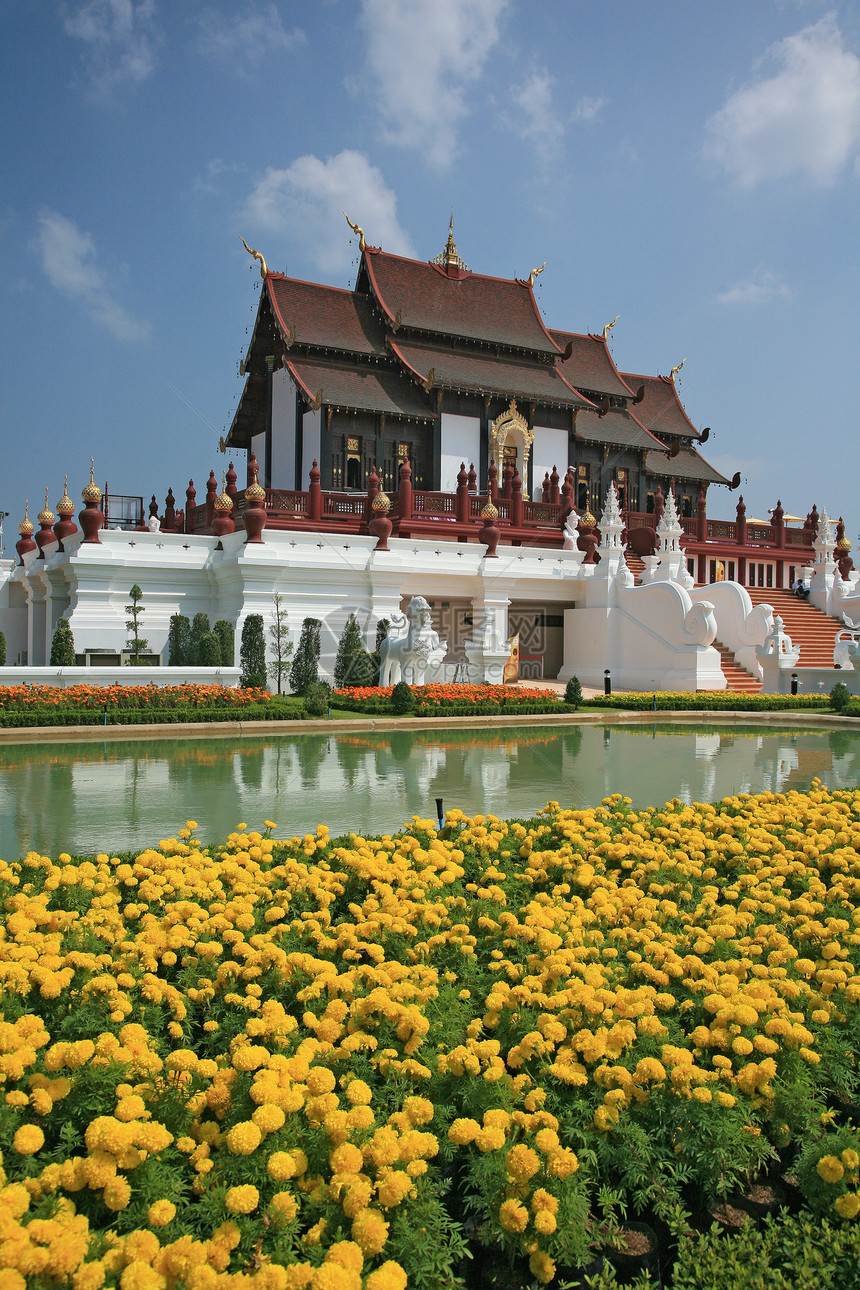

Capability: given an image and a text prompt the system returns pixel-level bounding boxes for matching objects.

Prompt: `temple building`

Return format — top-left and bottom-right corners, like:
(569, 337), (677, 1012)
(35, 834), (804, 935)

(228, 219), (727, 517)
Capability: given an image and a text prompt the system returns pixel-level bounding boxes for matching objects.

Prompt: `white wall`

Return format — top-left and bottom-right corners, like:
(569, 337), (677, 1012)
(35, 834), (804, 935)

(301, 409), (321, 493)
(440, 414), (480, 493)
(531, 426), (568, 500)
(271, 369), (296, 489)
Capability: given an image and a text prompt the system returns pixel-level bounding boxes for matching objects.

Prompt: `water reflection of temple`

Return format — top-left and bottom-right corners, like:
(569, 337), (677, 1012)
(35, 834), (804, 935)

(0, 725), (858, 859)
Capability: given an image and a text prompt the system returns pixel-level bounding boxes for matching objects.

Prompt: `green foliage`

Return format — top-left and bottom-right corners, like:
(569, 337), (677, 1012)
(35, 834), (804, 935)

(189, 612), (211, 666)
(0, 630), (6, 666)
(375, 618), (390, 651)
(392, 680), (416, 714)
(289, 617), (321, 695)
(214, 619), (234, 667)
(830, 682), (851, 713)
(303, 679), (332, 718)
(239, 614), (266, 689)
(565, 675), (583, 709)
(166, 614), (191, 667)
(124, 584), (148, 663)
(198, 631), (221, 667)
(670, 1211), (860, 1290)
(334, 613), (377, 688)
(587, 691), (830, 712)
(267, 594), (293, 695)
(795, 1122), (860, 1215)
(50, 617), (76, 666)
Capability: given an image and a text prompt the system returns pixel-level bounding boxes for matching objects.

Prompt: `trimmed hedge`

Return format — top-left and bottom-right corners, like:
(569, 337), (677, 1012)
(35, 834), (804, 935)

(0, 702), (306, 728)
(585, 692), (833, 712)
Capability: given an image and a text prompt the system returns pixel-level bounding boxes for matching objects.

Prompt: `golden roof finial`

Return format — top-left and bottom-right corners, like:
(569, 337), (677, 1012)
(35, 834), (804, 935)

(82, 457), (102, 503)
(603, 314), (620, 340)
(57, 475), (75, 515)
(343, 212), (366, 253)
(38, 487), (55, 526)
(19, 500), (33, 537)
(528, 261), (546, 287)
(432, 211), (469, 272)
(240, 236), (269, 279)
(670, 357), (687, 382)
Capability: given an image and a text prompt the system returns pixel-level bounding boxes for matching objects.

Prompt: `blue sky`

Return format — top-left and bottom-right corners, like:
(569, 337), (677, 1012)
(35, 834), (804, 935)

(2, 1), (860, 550)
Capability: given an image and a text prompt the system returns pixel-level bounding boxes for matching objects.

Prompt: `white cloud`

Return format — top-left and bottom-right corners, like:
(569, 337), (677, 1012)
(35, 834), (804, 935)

(63, 0), (160, 95)
(716, 270), (791, 306)
(193, 157), (241, 196)
(507, 68), (564, 161)
(243, 150), (414, 274)
(36, 211), (151, 341)
(573, 95), (605, 123)
(358, 0), (508, 167)
(197, 4), (305, 69)
(704, 14), (860, 187)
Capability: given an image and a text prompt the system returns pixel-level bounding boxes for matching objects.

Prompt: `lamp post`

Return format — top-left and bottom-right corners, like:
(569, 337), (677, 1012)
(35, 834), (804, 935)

(791, 673), (798, 696)
(604, 669), (612, 696)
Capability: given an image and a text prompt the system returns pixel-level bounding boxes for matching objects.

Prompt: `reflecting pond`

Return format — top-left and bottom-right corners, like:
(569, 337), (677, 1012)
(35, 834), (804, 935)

(5, 722), (860, 859)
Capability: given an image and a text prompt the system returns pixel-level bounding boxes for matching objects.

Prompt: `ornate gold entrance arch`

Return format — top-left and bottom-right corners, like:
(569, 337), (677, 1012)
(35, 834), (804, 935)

(490, 400), (534, 473)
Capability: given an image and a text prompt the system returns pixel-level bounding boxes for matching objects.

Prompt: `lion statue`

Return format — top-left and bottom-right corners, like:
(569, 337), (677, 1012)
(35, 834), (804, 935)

(379, 596), (447, 686)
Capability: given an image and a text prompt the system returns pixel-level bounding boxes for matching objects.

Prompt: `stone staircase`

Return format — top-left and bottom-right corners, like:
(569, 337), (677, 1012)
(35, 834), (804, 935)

(625, 551), (645, 584)
(746, 587), (843, 670)
(713, 640), (762, 692)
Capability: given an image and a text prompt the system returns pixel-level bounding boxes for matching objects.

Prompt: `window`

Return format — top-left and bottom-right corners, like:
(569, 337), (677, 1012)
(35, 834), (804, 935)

(346, 437), (362, 489)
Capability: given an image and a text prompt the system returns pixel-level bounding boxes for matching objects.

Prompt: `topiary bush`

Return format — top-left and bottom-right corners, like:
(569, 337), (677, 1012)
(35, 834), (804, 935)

(392, 680), (415, 714)
(189, 612), (212, 666)
(303, 680), (332, 718)
(830, 681), (851, 714)
(565, 676), (583, 709)
(214, 619), (234, 667)
(239, 614), (266, 689)
(50, 618), (76, 666)
(198, 631), (222, 667)
(167, 614), (191, 666)
(290, 617), (321, 696)
(0, 630), (6, 666)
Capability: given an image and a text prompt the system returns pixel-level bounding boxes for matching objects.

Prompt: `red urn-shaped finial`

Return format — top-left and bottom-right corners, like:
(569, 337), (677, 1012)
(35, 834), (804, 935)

(541, 472), (550, 503)
(511, 467), (523, 527)
(456, 461), (470, 524)
(53, 475), (78, 548)
(502, 457), (513, 499)
(162, 488), (177, 533)
(243, 457), (267, 543)
(16, 501), (37, 564)
(369, 489), (392, 551)
(36, 488), (58, 558)
(79, 459), (104, 543)
(308, 458), (322, 522)
(549, 465), (560, 505)
(225, 461), (238, 499)
(247, 451), (260, 489)
(478, 499), (500, 558)
(364, 463), (380, 530)
(185, 479), (196, 534)
(736, 494), (746, 521)
(212, 473), (235, 542)
(397, 455), (412, 522)
(205, 470), (218, 528)
(467, 462), (477, 493)
(577, 509), (600, 564)
(488, 457), (499, 502)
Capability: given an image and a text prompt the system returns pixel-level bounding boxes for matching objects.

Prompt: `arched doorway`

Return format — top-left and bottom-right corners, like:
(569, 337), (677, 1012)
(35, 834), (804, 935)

(490, 400), (534, 490)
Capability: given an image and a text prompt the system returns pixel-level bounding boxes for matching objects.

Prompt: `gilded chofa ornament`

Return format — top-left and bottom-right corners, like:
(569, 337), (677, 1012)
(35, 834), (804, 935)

(603, 314), (620, 340)
(490, 399), (534, 465)
(343, 212), (366, 253)
(56, 476), (75, 515)
(669, 357), (687, 382)
(528, 261), (546, 287)
(81, 459), (102, 503)
(38, 488), (55, 526)
(240, 236), (269, 280)
(18, 501), (33, 537)
(372, 491), (391, 513)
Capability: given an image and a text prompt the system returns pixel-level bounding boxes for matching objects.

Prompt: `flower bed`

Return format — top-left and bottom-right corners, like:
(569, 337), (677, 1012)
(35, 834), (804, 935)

(1, 788), (859, 1287)
(587, 691), (831, 712)
(333, 683), (562, 717)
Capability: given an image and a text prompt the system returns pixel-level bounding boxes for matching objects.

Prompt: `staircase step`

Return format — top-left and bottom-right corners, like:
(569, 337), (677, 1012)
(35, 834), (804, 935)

(712, 639), (762, 693)
(745, 587), (842, 667)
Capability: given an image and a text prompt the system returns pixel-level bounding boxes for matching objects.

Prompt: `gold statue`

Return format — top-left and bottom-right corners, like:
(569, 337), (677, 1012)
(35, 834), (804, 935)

(528, 261), (546, 287)
(669, 357), (687, 382)
(343, 212), (366, 253)
(603, 314), (620, 340)
(240, 237), (269, 280)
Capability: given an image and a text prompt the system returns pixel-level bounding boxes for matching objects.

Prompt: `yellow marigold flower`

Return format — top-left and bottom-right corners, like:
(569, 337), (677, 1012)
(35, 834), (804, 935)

(351, 1208), (389, 1255)
(345, 1080), (373, 1106)
(499, 1198), (529, 1233)
(13, 1125), (44, 1154)
(231, 1045), (269, 1072)
(841, 1149), (860, 1171)
(116, 1095), (147, 1122)
(119, 1261), (166, 1290)
(269, 1150), (306, 1181)
(307, 1067), (337, 1096)
(364, 1262), (408, 1290)
(528, 1250), (556, 1284)
(326, 1242), (364, 1274)
(103, 1177), (132, 1210)
(534, 1210), (557, 1235)
(547, 1148), (579, 1178)
(269, 1191), (299, 1223)
(817, 1156), (845, 1184)
(148, 1200), (176, 1226)
(834, 1192), (860, 1219)
(475, 1126), (506, 1152)
(506, 1143), (540, 1182)
(225, 1185), (259, 1215)
(448, 1118), (480, 1146)
(225, 1122), (263, 1155)
(164, 1049), (198, 1073)
(331, 1143), (364, 1175)
(531, 1188), (559, 1214)
(252, 1104), (286, 1134)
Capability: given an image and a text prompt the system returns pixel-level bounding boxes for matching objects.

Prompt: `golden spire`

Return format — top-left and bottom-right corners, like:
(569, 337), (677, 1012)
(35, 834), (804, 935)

(18, 500), (33, 537)
(81, 458), (102, 503)
(343, 212), (366, 253)
(528, 261), (546, 287)
(432, 213), (469, 272)
(215, 471), (234, 512)
(603, 314), (620, 340)
(669, 357), (687, 382)
(57, 474), (75, 515)
(38, 487), (55, 526)
(240, 236), (269, 279)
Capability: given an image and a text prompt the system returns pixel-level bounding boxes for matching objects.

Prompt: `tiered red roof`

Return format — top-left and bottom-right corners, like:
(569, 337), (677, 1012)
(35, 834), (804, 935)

(550, 330), (634, 400)
(621, 372), (702, 442)
(389, 338), (593, 408)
